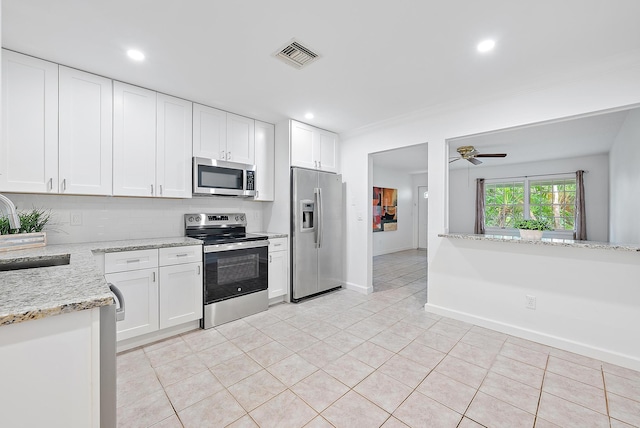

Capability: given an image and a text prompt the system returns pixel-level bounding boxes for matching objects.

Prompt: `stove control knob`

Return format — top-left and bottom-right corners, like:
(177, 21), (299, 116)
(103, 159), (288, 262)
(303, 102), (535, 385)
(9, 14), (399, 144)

(235, 215), (239, 221)
(195, 216), (201, 222)
(240, 215), (245, 221)
(188, 216), (194, 222)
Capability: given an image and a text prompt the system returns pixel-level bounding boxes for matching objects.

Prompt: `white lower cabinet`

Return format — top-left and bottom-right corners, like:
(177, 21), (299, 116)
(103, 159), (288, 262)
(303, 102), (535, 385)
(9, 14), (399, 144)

(158, 246), (203, 329)
(102, 246), (202, 345)
(105, 268), (159, 341)
(268, 237), (289, 299)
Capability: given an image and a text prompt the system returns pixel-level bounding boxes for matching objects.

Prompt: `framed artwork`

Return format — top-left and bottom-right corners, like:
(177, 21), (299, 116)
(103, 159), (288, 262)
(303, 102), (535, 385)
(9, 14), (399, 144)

(373, 186), (397, 232)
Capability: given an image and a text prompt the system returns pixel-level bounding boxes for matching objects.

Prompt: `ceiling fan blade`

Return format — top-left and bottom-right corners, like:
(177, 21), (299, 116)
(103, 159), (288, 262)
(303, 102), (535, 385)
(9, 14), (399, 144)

(468, 157), (482, 165)
(475, 153), (507, 158)
(449, 157), (461, 163)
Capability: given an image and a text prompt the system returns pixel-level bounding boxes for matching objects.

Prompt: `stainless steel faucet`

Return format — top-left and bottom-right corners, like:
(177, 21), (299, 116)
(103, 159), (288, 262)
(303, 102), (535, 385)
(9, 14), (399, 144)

(0, 194), (21, 231)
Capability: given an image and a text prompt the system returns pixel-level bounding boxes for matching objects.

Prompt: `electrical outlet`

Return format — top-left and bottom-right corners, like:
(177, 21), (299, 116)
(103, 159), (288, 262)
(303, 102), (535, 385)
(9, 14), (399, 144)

(70, 212), (83, 226)
(526, 294), (536, 310)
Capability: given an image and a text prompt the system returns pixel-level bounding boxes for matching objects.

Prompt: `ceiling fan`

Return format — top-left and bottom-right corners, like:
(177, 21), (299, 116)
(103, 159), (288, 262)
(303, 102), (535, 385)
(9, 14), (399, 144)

(449, 145), (507, 165)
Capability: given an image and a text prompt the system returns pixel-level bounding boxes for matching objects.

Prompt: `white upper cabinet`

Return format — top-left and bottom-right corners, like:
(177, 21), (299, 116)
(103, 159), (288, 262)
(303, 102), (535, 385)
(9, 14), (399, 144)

(254, 121), (275, 201)
(290, 121), (316, 170)
(114, 83), (192, 198)
(156, 94), (193, 198)
(58, 66), (113, 195)
(290, 120), (338, 173)
(226, 113), (255, 165)
(1, 50), (59, 193)
(193, 103), (227, 160)
(113, 82), (157, 197)
(193, 104), (255, 165)
(317, 128), (338, 173)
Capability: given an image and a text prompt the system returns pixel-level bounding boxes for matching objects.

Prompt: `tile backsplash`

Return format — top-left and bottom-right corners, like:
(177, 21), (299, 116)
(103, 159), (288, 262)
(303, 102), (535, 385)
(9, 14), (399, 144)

(5, 193), (267, 245)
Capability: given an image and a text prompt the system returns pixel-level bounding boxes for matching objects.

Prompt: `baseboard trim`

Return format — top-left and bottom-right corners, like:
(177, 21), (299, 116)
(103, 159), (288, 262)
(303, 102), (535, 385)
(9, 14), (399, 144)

(344, 281), (373, 295)
(424, 303), (640, 371)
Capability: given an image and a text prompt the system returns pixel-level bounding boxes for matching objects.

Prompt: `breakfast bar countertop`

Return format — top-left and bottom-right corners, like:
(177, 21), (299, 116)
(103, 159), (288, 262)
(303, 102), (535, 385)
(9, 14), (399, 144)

(0, 237), (202, 327)
(439, 233), (640, 252)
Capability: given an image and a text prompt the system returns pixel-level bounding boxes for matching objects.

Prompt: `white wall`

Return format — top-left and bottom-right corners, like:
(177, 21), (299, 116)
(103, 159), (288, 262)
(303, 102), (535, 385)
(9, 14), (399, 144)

(449, 154), (609, 242)
(340, 51), (640, 369)
(4, 193), (266, 244)
(609, 108), (640, 245)
(372, 165), (413, 256)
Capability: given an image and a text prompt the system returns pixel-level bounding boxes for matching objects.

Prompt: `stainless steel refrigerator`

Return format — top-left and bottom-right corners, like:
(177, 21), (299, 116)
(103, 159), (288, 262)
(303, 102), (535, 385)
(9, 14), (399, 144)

(291, 167), (343, 301)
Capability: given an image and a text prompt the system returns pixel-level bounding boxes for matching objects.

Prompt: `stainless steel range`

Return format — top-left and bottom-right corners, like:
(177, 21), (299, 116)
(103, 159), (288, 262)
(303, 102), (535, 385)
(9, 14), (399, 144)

(185, 213), (269, 329)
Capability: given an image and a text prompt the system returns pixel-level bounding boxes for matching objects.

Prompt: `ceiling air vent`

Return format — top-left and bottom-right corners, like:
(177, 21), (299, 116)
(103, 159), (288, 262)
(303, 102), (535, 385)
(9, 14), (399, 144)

(274, 40), (320, 69)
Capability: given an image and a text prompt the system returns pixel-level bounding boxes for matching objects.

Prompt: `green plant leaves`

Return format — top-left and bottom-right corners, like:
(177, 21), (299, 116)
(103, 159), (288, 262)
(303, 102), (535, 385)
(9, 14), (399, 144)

(0, 207), (51, 235)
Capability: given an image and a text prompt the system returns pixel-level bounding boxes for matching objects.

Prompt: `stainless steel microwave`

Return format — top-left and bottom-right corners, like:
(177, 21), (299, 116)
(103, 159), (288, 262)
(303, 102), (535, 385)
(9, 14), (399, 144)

(193, 157), (256, 197)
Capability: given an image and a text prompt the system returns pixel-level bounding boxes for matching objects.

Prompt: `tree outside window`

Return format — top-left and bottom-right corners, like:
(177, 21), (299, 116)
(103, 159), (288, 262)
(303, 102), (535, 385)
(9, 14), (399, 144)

(484, 175), (576, 232)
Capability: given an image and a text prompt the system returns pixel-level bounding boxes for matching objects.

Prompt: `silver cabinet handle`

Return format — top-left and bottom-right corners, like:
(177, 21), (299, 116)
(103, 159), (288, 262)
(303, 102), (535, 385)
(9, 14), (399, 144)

(227, 151), (231, 160)
(197, 265), (201, 275)
(220, 150), (225, 160)
(269, 255), (272, 263)
(319, 161), (322, 169)
(48, 178), (53, 191)
(159, 184), (163, 196)
(273, 243), (282, 247)
(176, 253), (189, 257)
(152, 271), (156, 282)
(109, 283), (126, 322)
(151, 184), (154, 195)
(126, 259), (140, 263)
(61, 178), (66, 192)
(255, 190), (259, 199)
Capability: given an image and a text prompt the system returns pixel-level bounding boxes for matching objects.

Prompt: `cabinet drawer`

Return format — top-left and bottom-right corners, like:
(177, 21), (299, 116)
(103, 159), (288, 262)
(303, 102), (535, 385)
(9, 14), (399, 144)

(269, 237), (288, 252)
(104, 249), (158, 273)
(159, 245), (202, 266)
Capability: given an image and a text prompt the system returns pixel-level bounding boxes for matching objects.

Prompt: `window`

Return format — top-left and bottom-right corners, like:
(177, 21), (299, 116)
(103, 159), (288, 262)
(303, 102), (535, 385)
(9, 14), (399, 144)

(484, 175), (576, 235)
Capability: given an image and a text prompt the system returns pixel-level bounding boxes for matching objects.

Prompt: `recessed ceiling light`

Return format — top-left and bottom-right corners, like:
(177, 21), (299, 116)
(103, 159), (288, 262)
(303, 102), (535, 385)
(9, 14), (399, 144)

(127, 49), (145, 61)
(477, 39), (496, 53)
(304, 113), (314, 120)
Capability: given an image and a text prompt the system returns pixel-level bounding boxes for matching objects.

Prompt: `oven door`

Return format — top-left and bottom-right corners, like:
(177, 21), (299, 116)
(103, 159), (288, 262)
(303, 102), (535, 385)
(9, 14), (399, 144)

(203, 241), (268, 304)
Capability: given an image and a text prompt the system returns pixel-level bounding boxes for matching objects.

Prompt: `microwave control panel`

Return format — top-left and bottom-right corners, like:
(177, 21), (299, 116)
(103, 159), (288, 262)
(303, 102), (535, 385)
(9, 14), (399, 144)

(246, 171), (255, 190)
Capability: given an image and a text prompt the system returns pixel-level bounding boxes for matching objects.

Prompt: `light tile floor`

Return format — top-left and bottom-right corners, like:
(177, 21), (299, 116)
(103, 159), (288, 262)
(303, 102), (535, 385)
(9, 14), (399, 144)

(117, 249), (640, 427)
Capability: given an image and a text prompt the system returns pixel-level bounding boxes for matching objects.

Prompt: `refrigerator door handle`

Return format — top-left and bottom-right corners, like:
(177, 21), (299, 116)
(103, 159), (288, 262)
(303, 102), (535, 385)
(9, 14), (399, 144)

(317, 187), (323, 248)
(314, 187), (320, 248)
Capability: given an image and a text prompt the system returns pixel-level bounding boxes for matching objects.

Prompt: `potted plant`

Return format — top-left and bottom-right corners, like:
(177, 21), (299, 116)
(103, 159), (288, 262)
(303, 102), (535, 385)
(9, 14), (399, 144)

(514, 218), (552, 240)
(0, 207), (51, 251)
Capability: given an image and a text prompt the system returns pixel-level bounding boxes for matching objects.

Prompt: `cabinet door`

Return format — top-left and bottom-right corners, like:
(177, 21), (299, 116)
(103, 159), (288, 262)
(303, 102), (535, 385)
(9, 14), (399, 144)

(290, 120), (316, 169)
(159, 262), (203, 329)
(254, 121), (274, 201)
(105, 268), (159, 341)
(113, 82), (157, 197)
(318, 129), (338, 173)
(156, 94), (192, 198)
(226, 113), (255, 164)
(1, 50), (58, 193)
(193, 103), (227, 160)
(58, 66), (113, 195)
(268, 250), (288, 299)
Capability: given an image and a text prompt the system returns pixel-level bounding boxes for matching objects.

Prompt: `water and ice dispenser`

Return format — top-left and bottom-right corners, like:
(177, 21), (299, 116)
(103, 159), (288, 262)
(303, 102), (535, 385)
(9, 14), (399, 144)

(300, 200), (315, 231)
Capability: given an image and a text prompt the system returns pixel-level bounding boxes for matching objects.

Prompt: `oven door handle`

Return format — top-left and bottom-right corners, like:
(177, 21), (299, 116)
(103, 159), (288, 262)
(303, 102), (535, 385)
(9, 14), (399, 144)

(204, 240), (269, 253)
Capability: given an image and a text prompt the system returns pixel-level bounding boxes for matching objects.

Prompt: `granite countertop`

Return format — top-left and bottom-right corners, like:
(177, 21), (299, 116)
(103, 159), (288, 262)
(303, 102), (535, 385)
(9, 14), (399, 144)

(0, 237), (202, 327)
(255, 232), (288, 239)
(439, 233), (640, 252)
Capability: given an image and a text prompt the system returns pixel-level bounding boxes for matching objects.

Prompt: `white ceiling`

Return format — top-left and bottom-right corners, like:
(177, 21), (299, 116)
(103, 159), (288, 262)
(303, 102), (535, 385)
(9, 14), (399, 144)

(448, 107), (634, 169)
(372, 144), (428, 175)
(3, 0), (640, 135)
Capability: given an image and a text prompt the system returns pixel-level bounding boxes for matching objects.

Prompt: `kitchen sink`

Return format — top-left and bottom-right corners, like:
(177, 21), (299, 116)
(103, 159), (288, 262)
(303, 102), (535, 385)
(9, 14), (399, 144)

(0, 254), (71, 272)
